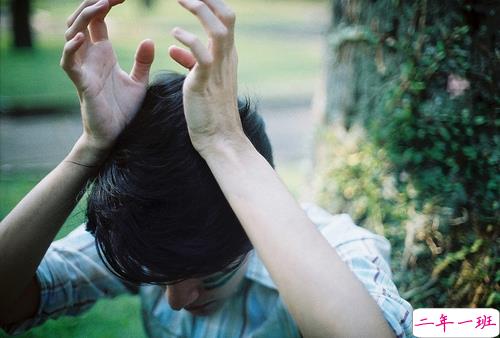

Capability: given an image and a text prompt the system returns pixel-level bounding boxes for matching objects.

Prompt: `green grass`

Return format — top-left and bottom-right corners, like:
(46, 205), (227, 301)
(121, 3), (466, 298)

(0, 44), (78, 110)
(0, 0), (324, 335)
(0, 170), (147, 338)
(2, 295), (145, 338)
(0, 170), (86, 240)
(0, 0), (326, 110)
(0, 164), (304, 338)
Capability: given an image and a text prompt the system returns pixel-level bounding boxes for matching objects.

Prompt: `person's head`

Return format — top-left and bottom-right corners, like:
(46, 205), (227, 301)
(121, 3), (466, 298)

(86, 72), (273, 314)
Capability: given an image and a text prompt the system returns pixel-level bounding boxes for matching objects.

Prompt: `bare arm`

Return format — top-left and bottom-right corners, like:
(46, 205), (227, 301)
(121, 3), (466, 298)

(203, 141), (396, 338)
(170, 0), (396, 336)
(0, 0), (154, 323)
(0, 140), (100, 322)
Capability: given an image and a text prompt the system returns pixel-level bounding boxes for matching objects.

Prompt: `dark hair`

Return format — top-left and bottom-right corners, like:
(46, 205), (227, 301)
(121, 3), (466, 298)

(86, 72), (274, 285)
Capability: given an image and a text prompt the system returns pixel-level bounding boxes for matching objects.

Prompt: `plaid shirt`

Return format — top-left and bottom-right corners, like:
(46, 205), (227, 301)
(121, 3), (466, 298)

(4, 203), (414, 337)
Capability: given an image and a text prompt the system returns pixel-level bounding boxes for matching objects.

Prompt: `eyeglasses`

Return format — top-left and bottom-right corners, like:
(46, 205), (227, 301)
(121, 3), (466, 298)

(156, 253), (248, 290)
(200, 258), (245, 290)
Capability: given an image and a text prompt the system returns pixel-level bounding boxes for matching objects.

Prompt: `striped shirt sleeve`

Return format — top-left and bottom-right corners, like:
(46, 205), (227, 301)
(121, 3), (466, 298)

(3, 224), (133, 335)
(315, 211), (415, 338)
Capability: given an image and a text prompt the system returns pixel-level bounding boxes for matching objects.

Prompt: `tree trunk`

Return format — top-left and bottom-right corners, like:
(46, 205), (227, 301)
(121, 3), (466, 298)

(323, 0), (394, 127)
(317, 0), (499, 309)
(11, 0), (33, 49)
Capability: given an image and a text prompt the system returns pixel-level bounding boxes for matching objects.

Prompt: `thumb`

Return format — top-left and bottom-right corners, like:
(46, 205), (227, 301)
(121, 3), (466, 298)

(130, 39), (154, 83)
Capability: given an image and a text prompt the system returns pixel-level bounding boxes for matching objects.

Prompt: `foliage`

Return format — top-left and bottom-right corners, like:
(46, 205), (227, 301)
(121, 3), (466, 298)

(315, 126), (408, 241)
(316, 0), (499, 309)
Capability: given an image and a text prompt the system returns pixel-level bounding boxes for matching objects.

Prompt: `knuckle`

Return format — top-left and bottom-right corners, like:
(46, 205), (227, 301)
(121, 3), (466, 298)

(63, 40), (74, 50)
(81, 0), (96, 14)
(190, 2), (206, 13)
(60, 57), (68, 71)
(212, 26), (228, 40)
(183, 36), (193, 45)
(190, 36), (202, 46)
(64, 30), (73, 41)
(81, 7), (92, 19)
(66, 0), (96, 28)
(80, 5), (99, 23)
(223, 10), (236, 25)
(199, 55), (214, 67)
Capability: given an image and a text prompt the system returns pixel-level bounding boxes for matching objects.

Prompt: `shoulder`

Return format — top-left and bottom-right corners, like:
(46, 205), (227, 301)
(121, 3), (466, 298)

(247, 203), (414, 337)
(302, 203), (414, 337)
(246, 203), (392, 287)
(302, 202), (392, 263)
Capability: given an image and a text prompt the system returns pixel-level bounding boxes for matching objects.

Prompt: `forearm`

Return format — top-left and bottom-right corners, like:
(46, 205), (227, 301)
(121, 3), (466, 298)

(203, 139), (395, 338)
(0, 135), (106, 312)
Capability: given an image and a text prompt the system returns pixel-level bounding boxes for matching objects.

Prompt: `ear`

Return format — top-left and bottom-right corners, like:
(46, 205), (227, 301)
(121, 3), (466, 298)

(169, 45), (196, 70)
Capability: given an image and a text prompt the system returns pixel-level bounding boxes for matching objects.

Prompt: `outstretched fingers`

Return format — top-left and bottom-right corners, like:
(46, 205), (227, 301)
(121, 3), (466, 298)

(201, 0), (236, 30)
(173, 0), (239, 88)
(178, 0), (227, 37)
(66, 0), (123, 28)
(172, 27), (213, 71)
(178, 0), (233, 53)
(60, 32), (86, 82)
(67, 0), (99, 27)
(65, 0), (120, 43)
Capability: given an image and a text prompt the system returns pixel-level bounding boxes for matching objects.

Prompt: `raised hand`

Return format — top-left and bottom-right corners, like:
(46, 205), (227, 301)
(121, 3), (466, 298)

(169, 0), (244, 155)
(61, 0), (154, 158)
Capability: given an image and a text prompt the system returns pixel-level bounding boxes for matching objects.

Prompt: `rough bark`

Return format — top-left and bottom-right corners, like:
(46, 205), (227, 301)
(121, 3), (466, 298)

(323, 0), (394, 128)
(317, 0), (499, 309)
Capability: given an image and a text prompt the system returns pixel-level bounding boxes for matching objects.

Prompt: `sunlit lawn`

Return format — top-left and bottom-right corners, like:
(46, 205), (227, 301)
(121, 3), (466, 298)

(0, 163), (305, 338)
(0, 169), (147, 338)
(0, 0), (326, 110)
(0, 1), (325, 336)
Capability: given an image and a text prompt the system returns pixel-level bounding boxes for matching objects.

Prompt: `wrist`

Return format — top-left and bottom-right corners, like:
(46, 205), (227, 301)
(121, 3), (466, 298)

(66, 134), (113, 168)
(198, 133), (255, 164)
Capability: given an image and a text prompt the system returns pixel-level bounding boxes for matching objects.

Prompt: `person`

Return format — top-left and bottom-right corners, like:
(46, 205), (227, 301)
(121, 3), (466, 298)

(0, 0), (414, 337)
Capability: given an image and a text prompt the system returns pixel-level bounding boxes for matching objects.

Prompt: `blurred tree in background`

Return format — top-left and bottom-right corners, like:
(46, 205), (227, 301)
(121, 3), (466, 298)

(10, 0), (33, 48)
(7, 0), (157, 50)
(314, 0), (499, 309)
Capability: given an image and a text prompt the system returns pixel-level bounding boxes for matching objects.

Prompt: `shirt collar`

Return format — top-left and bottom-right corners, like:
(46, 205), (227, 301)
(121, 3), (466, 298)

(244, 250), (278, 289)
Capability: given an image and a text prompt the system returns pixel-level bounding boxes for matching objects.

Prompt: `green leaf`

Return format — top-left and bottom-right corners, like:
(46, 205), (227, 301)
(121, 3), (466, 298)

(439, 127), (451, 141)
(474, 116), (486, 125)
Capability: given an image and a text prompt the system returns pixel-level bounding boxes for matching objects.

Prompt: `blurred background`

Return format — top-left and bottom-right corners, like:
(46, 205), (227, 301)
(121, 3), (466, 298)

(1, 0), (328, 337)
(1, 0), (498, 337)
